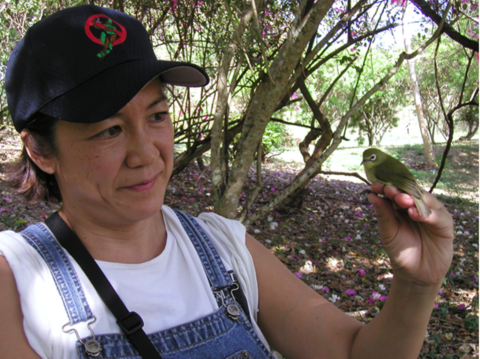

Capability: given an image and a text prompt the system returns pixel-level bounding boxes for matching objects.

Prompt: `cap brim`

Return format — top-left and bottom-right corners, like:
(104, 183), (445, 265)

(39, 59), (208, 124)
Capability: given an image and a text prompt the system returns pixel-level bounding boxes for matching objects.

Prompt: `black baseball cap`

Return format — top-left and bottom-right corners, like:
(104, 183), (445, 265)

(6, 5), (209, 132)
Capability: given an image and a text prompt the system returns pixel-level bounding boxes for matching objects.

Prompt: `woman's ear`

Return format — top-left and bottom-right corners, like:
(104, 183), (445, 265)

(20, 130), (57, 175)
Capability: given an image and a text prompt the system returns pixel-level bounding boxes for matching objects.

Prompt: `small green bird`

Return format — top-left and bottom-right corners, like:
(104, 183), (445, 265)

(361, 148), (431, 218)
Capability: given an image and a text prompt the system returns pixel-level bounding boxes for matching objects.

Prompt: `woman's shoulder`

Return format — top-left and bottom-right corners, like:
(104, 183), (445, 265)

(0, 227), (33, 253)
(0, 223), (53, 273)
(197, 211), (246, 243)
(162, 205), (246, 245)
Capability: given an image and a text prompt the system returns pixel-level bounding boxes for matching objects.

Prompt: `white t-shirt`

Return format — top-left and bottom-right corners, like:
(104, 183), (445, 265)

(0, 206), (268, 359)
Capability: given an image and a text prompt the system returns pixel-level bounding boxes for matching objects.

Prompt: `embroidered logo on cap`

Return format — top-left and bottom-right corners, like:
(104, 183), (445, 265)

(84, 14), (127, 58)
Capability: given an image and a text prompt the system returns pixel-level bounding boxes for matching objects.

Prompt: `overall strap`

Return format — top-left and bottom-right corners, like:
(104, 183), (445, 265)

(172, 209), (251, 320)
(45, 212), (162, 359)
(21, 222), (94, 325)
(173, 209), (232, 290)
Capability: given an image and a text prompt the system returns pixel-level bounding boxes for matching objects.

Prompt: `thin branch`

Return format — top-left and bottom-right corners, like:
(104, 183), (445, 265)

(409, 0), (478, 51)
(319, 171), (370, 185)
(458, 50), (475, 106)
(270, 117), (323, 131)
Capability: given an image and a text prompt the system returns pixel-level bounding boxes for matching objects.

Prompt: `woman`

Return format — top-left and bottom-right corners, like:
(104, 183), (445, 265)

(1, 5), (454, 359)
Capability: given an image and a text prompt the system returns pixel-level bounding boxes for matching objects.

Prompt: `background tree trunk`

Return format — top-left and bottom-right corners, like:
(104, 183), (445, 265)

(403, 7), (438, 169)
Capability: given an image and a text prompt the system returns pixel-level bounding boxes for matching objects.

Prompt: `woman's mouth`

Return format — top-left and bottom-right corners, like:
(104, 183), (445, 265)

(125, 175), (158, 192)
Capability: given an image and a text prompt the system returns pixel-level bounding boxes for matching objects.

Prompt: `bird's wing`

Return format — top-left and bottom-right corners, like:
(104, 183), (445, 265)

(375, 162), (422, 199)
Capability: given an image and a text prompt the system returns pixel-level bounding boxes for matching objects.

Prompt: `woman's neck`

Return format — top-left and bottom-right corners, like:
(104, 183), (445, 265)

(57, 208), (167, 264)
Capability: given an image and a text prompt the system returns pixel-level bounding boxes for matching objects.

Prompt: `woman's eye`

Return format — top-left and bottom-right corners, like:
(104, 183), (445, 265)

(151, 113), (168, 122)
(97, 126), (121, 138)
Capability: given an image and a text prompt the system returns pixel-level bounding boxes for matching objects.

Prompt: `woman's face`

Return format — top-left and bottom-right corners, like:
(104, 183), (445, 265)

(49, 78), (173, 227)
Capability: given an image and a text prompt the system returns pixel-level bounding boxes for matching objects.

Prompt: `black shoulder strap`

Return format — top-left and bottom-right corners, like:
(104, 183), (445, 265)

(45, 212), (162, 359)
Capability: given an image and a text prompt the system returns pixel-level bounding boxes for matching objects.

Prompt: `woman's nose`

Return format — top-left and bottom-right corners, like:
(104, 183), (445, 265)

(125, 130), (159, 168)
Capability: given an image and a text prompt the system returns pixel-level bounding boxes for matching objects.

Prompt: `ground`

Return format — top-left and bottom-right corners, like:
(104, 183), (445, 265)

(0, 125), (478, 358)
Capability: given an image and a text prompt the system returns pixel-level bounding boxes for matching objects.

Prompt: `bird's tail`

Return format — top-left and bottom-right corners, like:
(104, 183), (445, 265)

(413, 193), (432, 218)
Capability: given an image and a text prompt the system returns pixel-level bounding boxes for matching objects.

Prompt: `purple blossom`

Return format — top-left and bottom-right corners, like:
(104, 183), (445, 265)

(345, 289), (357, 295)
(358, 269), (366, 276)
(294, 272), (303, 278)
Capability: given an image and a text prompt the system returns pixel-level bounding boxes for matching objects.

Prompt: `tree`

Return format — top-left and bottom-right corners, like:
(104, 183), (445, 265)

(403, 4), (437, 168)
(347, 48), (409, 146)
(1, 0), (477, 224)
(414, 22), (479, 143)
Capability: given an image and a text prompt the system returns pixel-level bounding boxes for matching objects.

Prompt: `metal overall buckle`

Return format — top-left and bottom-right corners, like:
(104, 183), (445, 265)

(62, 316), (102, 357)
(214, 283), (241, 320)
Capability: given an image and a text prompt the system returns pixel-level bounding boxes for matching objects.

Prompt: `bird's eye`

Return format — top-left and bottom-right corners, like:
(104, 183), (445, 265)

(370, 154), (377, 161)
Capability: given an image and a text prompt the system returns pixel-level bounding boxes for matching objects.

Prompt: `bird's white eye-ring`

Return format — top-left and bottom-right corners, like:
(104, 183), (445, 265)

(369, 154), (377, 161)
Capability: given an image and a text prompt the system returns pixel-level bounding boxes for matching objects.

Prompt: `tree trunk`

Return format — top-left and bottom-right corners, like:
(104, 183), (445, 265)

(214, 0), (335, 219)
(277, 79), (334, 211)
(403, 9), (437, 169)
(210, 7), (254, 209)
(458, 115), (479, 141)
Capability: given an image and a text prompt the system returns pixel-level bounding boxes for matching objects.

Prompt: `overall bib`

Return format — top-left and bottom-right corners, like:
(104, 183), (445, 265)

(21, 210), (274, 359)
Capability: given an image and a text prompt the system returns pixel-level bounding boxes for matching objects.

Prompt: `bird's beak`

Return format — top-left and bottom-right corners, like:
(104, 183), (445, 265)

(360, 159), (366, 165)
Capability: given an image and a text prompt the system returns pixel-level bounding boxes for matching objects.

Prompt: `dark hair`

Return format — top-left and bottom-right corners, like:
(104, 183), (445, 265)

(6, 114), (62, 203)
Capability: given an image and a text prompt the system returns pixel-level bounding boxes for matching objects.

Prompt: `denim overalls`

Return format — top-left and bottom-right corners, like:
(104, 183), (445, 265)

(21, 210), (274, 359)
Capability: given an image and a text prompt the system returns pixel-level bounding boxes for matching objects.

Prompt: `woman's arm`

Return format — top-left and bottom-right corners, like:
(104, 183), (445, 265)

(0, 256), (41, 358)
(247, 234), (363, 358)
(247, 184), (453, 359)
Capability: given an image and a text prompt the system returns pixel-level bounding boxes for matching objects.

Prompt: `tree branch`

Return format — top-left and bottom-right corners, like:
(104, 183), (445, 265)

(409, 0), (479, 51)
(319, 171), (370, 185)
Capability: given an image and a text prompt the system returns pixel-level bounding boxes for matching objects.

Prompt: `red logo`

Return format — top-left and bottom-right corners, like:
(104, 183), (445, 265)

(84, 14), (127, 58)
